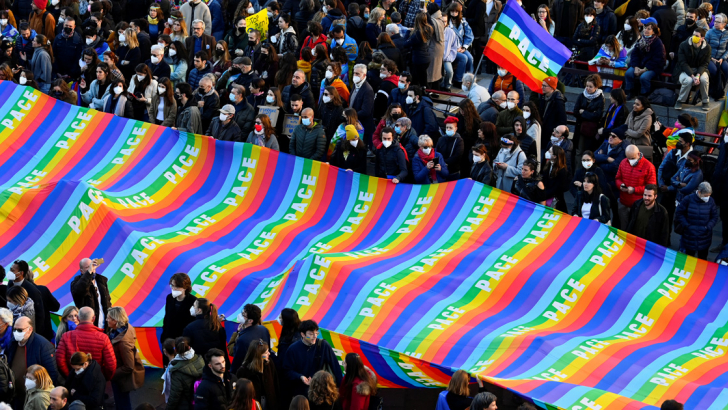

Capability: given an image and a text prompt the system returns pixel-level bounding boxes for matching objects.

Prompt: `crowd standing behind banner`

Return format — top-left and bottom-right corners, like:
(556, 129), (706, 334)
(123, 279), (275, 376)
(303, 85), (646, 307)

(0, 0), (723, 402)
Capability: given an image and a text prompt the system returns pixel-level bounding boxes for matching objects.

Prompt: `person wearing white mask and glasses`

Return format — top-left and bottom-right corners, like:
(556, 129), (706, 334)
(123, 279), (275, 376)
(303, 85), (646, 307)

(349, 63), (375, 148)
(413, 134), (450, 184)
(207, 103), (243, 141)
(6, 316), (59, 409)
(674, 181), (718, 259)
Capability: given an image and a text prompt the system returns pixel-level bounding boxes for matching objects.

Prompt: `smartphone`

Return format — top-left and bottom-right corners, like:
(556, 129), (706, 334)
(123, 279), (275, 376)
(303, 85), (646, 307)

(433, 157), (440, 166)
(419, 0), (426, 9)
(621, 183), (626, 188)
(92, 258), (105, 265)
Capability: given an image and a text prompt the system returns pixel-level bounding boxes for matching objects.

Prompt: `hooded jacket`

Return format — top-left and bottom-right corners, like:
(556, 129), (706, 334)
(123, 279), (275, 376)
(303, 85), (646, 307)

(168, 354), (205, 410)
(675, 192), (719, 250)
(674, 36), (711, 79)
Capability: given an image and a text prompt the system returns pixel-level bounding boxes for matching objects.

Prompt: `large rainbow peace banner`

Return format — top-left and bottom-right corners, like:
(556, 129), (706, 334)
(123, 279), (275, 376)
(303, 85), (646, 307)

(1, 82), (727, 409)
(483, 0), (572, 93)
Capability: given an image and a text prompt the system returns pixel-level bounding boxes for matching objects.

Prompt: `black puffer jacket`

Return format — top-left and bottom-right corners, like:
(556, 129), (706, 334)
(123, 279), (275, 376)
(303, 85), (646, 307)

(182, 316), (228, 365)
(65, 360), (105, 410)
(319, 102), (345, 145)
(376, 143), (408, 181)
(194, 366), (238, 410)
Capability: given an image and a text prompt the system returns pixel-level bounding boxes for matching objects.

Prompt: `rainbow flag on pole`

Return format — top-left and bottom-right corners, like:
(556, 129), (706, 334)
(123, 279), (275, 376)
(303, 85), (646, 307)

(483, 0), (571, 93)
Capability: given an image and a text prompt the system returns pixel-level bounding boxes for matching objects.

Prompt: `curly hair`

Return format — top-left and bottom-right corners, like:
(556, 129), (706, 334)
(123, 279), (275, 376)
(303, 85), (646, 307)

(308, 370), (339, 405)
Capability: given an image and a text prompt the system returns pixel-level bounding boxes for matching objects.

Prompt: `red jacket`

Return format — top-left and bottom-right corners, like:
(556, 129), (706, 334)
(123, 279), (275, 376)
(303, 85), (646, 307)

(615, 155), (656, 207)
(340, 377), (373, 410)
(300, 34), (329, 59)
(56, 322), (117, 380)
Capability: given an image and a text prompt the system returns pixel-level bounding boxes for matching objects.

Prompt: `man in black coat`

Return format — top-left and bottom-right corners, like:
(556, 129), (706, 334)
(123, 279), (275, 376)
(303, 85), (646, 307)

(7, 261), (46, 339)
(69, 258), (111, 329)
(208, 104), (243, 141)
(627, 185), (671, 246)
(195, 349), (237, 410)
(281, 70), (316, 112)
(350, 63), (375, 148)
(375, 127), (408, 182)
(52, 18), (84, 79)
(231, 304), (271, 373)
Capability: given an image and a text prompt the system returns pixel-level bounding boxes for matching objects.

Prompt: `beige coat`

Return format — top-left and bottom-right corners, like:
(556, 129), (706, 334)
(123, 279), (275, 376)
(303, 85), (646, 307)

(625, 107), (653, 147)
(427, 10), (445, 83)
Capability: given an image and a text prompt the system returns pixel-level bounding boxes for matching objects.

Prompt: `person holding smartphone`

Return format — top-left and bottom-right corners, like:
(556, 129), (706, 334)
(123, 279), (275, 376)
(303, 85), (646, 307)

(413, 134), (449, 184)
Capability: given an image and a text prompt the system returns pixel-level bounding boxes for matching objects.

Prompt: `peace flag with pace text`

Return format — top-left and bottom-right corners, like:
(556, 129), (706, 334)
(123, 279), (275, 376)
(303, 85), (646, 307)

(1, 82), (727, 409)
(483, 1), (571, 93)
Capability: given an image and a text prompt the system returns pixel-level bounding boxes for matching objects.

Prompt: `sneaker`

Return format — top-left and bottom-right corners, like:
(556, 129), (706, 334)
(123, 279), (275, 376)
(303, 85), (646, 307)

(674, 101), (683, 110)
(703, 101), (710, 111)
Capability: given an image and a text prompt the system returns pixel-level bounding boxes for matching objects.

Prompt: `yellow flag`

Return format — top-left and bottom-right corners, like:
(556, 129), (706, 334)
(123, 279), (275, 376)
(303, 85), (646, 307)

(246, 9), (269, 41)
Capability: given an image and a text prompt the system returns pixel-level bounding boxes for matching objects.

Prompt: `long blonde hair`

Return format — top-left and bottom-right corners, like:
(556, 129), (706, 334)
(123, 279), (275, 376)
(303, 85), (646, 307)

(27, 365), (53, 391)
(56, 306), (79, 344)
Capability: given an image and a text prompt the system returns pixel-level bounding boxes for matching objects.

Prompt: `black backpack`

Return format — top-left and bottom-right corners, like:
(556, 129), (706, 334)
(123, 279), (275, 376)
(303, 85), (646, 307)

(0, 355), (16, 403)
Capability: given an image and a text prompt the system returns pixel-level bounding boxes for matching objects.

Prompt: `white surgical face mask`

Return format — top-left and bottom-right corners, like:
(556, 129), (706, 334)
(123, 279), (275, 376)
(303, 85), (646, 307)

(86, 38), (94, 45)
(75, 368), (85, 375)
(119, 34), (126, 42)
(151, 56), (159, 64)
(168, 18), (174, 25)
(545, 151), (552, 160)
(350, 139), (359, 147)
(353, 75), (363, 85)
(507, 102), (516, 109)
(311, 49), (316, 56)
(380, 72), (387, 79)
(114, 86), (123, 95)
(219, 113), (229, 121)
(51, 0), (59, 5)
(624, 23), (631, 31)
(585, 15), (594, 24)
(24, 379), (36, 391)
(325, 70), (333, 79)
(171, 288), (183, 298)
(19, 77), (27, 85)
(523, 111), (531, 119)
(266, 95), (275, 103)
(267, 11), (273, 17)
(158, 86), (166, 94)
(0, 19), (8, 26)
(629, 158), (638, 166)
(58, 17), (65, 24)
(406, 96), (414, 104)
(582, 160), (593, 169)
(247, 6), (255, 14)
(7, 302), (15, 310)
(700, 193), (710, 202)
(322, 95), (331, 103)
(422, 147), (431, 155)
(190, 306), (197, 316)
(497, 69), (507, 77)
(551, 136), (560, 144)
(271, 35), (277, 43)
(13, 330), (25, 342)
(499, 101), (507, 109)
(382, 140), (392, 148)
(6, 272), (15, 281)
(137, 74), (146, 82)
(473, 154), (482, 163)
(79, 59), (86, 68)
(169, 49), (177, 57)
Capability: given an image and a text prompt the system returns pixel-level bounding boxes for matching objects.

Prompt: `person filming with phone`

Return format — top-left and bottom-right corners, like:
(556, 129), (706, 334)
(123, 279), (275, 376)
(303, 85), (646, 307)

(70, 258), (111, 329)
(413, 135), (449, 184)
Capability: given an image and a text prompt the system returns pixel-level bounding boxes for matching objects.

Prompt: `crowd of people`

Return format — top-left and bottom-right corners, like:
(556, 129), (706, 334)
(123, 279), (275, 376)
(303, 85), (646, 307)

(0, 0), (725, 257)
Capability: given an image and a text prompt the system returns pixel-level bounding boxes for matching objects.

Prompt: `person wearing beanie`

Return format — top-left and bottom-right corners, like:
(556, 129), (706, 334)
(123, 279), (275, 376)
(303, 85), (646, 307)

(595, 124), (628, 225)
(435, 116), (465, 181)
(331, 124), (368, 174)
(29, 0), (55, 42)
(538, 76), (566, 149)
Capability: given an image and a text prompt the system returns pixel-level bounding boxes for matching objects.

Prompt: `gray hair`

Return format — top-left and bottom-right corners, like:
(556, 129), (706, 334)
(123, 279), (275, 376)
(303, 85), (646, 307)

(201, 73), (216, 85)
(354, 63), (367, 74)
(463, 73), (476, 85)
(192, 19), (205, 28)
(717, 13), (727, 23)
(418, 135), (433, 147)
(386, 23), (400, 35)
(698, 181), (712, 195)
(0, 308), (12, 326)
(151, 44), (164, 54)
(395, 117), (411, 129)
(492, 90), (505, 101)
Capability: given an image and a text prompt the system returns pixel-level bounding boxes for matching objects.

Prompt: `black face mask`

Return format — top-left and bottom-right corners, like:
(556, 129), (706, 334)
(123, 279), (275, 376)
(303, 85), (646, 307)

(199, 86), (206, 94)
(215, 49), (224, 56)
(54, 90), (63, 97)
(231, 66), (242, 75)
(686, 18), (695, 26)
(676, 141), (684, 151)
(63, 26), (72, 35)
(391, 113), (401, 120)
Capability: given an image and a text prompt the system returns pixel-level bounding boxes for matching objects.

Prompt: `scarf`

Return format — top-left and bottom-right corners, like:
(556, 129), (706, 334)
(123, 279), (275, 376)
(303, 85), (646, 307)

(606, 104), (622, 128)
(113, 94), (128, 117)
(637, 34), (657, 52)
(417, 148), (437, 182)
(148, 15), (159, 25)
(108, 325), (127, 340)
(583, 88), (603, 101)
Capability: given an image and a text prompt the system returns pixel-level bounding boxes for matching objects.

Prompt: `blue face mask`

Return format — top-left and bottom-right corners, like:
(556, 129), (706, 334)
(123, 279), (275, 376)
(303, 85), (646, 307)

(68, 321), (77, 331)
(364, 13), (369, 18)
(398, 82), (406, 90)
(394, 126), (401, 134)
(446, 129), (455, 137)
(302, 118), (311, 126)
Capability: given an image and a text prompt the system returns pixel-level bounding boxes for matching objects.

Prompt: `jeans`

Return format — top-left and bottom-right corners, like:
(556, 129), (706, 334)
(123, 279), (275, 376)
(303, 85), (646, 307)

(443, 51), (468, 88)
(40, 83), (50, 95)
(112, 381), (132, 410)
(455, 50), (474, 81)
(708, 59), (728, 96)
(624, 67), (658, 95)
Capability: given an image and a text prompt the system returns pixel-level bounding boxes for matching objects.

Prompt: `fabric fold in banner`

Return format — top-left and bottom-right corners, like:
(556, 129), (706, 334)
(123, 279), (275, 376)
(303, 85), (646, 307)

(1, 82), (727, 410)
(483, 1), (571, 93)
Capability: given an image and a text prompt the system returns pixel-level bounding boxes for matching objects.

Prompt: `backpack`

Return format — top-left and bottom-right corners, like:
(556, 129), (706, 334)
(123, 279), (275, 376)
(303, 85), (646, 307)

(0, 355), (16, 403)
(647, 88), (678, 106)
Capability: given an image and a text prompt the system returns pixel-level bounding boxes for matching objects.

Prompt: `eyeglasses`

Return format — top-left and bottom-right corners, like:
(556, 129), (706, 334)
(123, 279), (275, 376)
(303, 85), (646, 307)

(255, 121), (262, 125)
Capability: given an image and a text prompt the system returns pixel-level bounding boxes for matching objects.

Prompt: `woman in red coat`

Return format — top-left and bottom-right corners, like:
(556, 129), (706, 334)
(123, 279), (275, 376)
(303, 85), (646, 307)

(339, 353), (377, 410)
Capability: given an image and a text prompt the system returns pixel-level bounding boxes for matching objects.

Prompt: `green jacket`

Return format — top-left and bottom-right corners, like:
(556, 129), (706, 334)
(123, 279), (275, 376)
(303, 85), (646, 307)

(495, 106), (523, 137)
(290, 122), (326, 160)
(168, 354), (205, 410)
